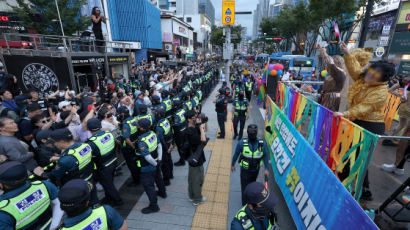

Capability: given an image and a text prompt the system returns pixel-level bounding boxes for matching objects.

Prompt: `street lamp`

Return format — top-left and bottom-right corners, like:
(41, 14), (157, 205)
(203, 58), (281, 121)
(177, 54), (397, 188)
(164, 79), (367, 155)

(263, 32), (267, 53)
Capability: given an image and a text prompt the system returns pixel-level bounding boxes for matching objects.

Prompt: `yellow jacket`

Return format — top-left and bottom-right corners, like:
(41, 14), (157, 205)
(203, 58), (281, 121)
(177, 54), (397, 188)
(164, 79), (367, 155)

(342, 52), (387, 122)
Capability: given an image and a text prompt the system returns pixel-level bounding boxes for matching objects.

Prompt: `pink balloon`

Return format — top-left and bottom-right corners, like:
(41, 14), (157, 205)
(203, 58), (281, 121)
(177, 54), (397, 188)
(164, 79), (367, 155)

(273, 63), (281, 71)
(268, 64), (275, 71)
(278, 64), (284, 70)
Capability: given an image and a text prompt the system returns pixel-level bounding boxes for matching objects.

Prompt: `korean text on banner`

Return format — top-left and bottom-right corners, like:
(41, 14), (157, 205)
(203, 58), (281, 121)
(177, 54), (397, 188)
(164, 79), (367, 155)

(264, 96), (378, 230)
(222, 0), (235, 25)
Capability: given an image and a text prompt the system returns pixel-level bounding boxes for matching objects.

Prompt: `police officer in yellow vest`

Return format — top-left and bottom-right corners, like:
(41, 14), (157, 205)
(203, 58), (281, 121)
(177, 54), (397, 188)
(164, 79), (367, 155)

(231, 182), (278, 230)
(118, 106), (140, 186)
(58, 179), (128, 230)
(0, 161), (64, 230)
(87, 118), (123, 206)
(155, 108), (174, 186)
(231, 124), (269, 205)
(160, 90), (173, 121)
(33, 128), (99, 206)
(172, 100), (187, 166)
(232, 90), (250, 140)
(136, 118), (167, 214)
(245, 77), (253, 102)
(136, 104), (155, 129)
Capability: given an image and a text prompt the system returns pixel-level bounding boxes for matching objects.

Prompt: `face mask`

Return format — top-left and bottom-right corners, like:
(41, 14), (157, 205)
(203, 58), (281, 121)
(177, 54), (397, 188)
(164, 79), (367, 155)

(248, 132), (257, 141)
(251, 206), (272, 220)
(59, 92), (65, 97)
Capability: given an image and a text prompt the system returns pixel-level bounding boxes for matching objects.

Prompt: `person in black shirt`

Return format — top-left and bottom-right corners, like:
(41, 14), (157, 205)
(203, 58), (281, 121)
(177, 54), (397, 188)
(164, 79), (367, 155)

(91, 6), (106, 52)
(185, 110), (207, 205)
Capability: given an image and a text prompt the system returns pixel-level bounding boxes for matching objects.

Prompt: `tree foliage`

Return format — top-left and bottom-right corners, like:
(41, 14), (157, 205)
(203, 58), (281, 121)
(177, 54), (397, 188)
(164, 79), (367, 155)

(259, 0), (380, 56)
(11, 0), (89, 36)
(210, 25), (242, 48)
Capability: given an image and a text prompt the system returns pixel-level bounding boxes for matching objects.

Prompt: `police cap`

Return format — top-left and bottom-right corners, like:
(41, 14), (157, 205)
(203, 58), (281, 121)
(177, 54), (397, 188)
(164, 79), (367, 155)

(87, 118), (101, 131)
(51, 128), (73, 142)
(117, 106), (129, 115)
(138, 118), (151, 130)
(0, 161), (27, 184)
(244, 182), (278, 209)
(58, 179), (92, 208)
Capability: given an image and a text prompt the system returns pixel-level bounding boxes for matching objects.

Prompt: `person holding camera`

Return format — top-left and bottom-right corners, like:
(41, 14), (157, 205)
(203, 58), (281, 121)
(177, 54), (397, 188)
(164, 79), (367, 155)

(185, 110), (207, 205)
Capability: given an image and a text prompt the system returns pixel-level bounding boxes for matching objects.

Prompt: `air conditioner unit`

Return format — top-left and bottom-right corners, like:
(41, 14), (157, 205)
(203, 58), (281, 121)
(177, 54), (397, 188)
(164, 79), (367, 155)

(165, 44), (172, 50)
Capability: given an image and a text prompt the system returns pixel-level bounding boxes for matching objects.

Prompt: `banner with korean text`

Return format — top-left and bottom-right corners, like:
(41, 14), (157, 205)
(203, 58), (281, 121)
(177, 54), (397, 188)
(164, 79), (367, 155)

(264, 96), (378, 230)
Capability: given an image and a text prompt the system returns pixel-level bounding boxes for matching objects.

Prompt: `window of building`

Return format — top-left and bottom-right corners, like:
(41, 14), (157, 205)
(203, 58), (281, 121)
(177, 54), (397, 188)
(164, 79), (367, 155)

(170, 2), (176, 7)
(187, 17), (192, 22)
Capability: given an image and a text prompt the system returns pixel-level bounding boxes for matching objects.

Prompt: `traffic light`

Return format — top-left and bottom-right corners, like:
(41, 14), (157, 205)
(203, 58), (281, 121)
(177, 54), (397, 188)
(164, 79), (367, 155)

(265, 37), (282, 41)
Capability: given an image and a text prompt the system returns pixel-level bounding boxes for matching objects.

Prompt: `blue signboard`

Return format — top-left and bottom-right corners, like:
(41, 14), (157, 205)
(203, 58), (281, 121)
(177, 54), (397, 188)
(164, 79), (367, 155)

(264, 97), (378, 230)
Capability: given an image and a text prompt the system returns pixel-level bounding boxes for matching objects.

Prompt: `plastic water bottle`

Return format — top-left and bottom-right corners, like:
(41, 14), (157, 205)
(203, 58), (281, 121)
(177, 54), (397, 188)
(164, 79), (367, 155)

(365, 209), (375, 220)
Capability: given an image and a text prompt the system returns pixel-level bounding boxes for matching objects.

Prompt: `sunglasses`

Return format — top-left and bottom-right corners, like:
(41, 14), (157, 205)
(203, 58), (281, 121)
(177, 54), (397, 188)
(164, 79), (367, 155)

(40, 118), (51, 124)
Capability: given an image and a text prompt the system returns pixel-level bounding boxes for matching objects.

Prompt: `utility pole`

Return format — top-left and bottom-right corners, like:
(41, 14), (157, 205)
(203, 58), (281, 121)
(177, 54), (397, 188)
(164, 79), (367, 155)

(224, 26), (231, 81)
(358, 0), (375, 48)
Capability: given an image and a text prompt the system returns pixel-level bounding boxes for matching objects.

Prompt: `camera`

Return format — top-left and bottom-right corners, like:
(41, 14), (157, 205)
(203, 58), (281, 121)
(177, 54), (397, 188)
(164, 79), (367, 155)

(197, 113), (208, 125)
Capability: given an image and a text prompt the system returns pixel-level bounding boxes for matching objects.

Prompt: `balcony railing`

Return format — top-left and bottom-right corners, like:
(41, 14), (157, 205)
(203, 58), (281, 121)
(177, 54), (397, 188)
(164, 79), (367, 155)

(1, 33), (140, 53)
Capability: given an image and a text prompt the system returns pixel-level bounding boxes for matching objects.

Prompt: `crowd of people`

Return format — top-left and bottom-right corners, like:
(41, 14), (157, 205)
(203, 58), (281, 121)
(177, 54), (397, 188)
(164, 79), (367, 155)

(0, 59), (219, 229)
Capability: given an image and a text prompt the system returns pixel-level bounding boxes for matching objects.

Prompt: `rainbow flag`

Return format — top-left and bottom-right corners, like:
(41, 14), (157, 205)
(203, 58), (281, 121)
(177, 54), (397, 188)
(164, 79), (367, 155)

(262, 58), (270, 83)
(257, 84), (266, 105)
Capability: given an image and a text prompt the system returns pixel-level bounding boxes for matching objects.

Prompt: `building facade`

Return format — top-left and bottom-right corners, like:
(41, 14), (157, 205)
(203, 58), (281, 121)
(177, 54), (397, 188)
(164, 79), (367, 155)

(106, 0), (162, 62)
(161, 14), (194, 60)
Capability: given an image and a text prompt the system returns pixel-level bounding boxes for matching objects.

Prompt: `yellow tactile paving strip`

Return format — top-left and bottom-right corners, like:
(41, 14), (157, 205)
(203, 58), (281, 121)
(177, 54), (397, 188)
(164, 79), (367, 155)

(191, 113), (233, 230)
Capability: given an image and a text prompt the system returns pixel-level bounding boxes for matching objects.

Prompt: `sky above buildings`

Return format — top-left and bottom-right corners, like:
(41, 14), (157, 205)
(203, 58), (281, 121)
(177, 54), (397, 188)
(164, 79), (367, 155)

(211, 0), (257, 37)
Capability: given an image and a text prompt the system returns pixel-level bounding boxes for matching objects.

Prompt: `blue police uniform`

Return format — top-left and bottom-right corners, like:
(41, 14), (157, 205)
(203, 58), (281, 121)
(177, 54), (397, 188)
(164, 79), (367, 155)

(137, 131), (166, 211)
(215, 95), (228, 138)
(121, 116), (141, 184)
(232, 138), (269, 205)
(50, 143), (99, 205)
(0, 181), (58, 230)
(61, 205), (124, 230)
(88, 130), (122, 205)
(156, 118), (173, 185)
(233, 98), (249, 139)
(230, 206), (271, 230)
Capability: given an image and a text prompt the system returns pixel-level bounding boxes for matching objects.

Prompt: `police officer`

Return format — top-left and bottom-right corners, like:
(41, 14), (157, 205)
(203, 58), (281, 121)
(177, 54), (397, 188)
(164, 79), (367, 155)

(231, 182), (278, 230)
(233, 81), (246, 100)
(0, 161), (64, 230)
(151, 95), (163, 111)
(231, 124), (270, 205)
(213, 88), (228, 139)
(33, 128), (99, 205)
(58, 179), (127, 230)
(245, 77), (253, 102)
(87, 118), (123, 206)
(118, 106), (141, 186)
(172, 100), (187, 166)
(160, 90), (173, 121)
(136, 119), (167, 214)
(136, 104), (155, 129)
(155, 108), (174, 186)
(182, 92), (193, 112)
(232, 90), (249, 140)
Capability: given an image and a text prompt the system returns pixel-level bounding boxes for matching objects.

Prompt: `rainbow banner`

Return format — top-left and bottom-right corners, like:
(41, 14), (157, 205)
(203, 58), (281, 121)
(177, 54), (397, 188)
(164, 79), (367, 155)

(257, 84), (266, 105)
(275, 82), (379, 200)
(264, 96), (378, 230)
(383, 92), (402, 132)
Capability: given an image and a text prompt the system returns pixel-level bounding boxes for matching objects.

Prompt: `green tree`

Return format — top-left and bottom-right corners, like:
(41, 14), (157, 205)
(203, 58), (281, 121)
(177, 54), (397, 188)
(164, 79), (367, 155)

(11, 0), (89, 36)
(210, 25), (242, 48)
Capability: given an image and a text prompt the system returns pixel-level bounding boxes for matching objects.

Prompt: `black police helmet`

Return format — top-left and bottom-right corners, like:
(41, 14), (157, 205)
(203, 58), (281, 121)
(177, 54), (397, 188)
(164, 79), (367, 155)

(138, 104), (148, 114)
(155, 108), (166, 118)
(247, 124), (258, 134)
(162, 90), (169, 98)
(218, 88), (226, 94)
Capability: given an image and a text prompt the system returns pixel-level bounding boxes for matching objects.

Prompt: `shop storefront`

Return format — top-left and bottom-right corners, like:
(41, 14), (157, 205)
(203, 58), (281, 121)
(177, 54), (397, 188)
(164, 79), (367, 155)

(387, 1), (410, 67)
